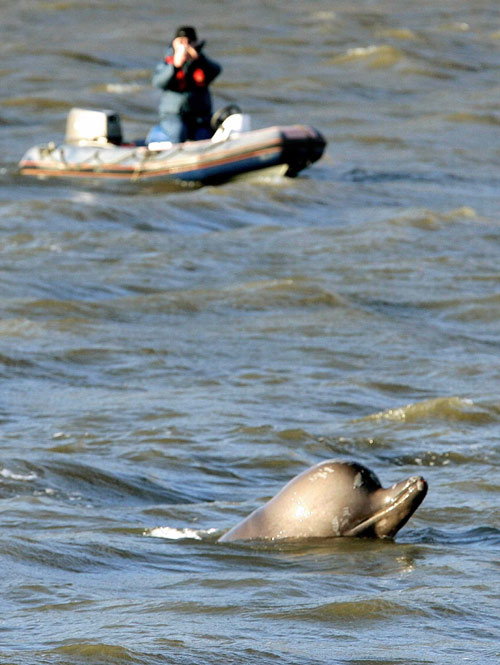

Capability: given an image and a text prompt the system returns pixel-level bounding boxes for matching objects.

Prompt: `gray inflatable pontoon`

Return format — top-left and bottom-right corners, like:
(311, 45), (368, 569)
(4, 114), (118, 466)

(19, 108), (326, 185)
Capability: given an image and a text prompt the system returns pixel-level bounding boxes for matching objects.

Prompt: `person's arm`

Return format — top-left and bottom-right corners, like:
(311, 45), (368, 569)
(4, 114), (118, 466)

(151, 57), (176, 90)
(193, 54), (222, 85)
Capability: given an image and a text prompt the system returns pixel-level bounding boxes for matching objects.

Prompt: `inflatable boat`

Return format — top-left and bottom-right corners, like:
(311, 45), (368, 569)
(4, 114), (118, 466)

(18, 107), (326, 185)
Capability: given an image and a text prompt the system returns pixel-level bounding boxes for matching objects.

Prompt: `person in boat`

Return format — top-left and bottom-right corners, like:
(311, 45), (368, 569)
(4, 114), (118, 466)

(148, 26), (222, 144)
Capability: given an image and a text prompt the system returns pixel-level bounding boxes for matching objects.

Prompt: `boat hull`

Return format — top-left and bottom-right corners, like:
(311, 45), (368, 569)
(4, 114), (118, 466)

(18, 125), (326, 184)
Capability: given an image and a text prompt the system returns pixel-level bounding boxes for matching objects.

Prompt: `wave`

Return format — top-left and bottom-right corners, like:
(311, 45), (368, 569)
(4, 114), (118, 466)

(388, 206), (478, 229)
(411, 526), (500, 546)
(331, 44), (405, 68)
(447, 111), (500, 126)
(2, 96), (72, 111)
(47, 643), (162, 664)
(3, 277), (345, 326)
(358, 396), (496, 425)
(109, 278), (345, 316)
(266, 596), (424, 623)
(0, 467), (38, 482)
(47, 642), (197, 665)
(5, 459), (211, 507)
(0, 352), (35, 368)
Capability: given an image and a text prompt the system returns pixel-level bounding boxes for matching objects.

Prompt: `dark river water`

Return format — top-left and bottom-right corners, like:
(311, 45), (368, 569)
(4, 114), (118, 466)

(2, 1), (500, 663)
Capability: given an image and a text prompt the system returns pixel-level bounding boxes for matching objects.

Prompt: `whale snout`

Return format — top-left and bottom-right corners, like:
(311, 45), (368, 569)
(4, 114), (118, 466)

(373, 474), (428, 538)
(391, 475), (428, 501)
(342, 474), (428, 539)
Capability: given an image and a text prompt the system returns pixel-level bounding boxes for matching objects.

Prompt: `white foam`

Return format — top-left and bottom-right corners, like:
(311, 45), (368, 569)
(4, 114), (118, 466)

(346, 45), (381, 57)
(105, 83), (142, 94)
(146, 526), (217, 541)
(0, 468), (37, 482)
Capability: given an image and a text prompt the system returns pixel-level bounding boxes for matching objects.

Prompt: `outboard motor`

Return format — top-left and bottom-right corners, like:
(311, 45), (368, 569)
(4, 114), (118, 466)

(211, 104), (251, 142)
(65, 108), (123, 146)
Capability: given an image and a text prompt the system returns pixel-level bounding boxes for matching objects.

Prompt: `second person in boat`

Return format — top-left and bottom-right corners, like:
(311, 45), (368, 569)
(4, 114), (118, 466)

(148, 25), (222, 145)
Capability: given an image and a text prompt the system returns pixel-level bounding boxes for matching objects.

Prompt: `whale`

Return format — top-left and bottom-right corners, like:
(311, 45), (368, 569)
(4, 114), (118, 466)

(219, 459), (427, 542)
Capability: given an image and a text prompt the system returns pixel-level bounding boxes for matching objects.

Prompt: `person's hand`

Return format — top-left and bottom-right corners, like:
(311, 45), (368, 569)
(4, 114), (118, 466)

(172, 37), (199, 67)
(185, 42), (199, 61)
